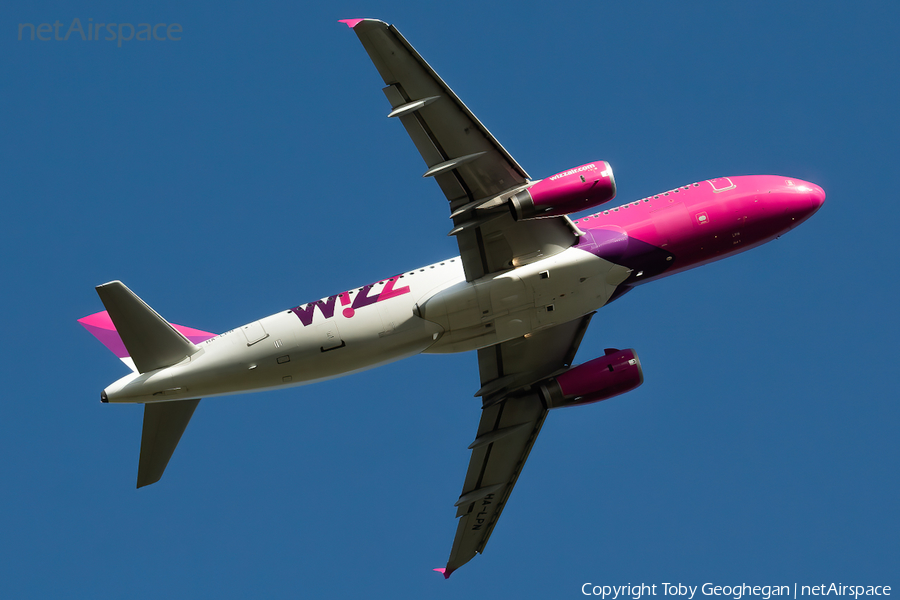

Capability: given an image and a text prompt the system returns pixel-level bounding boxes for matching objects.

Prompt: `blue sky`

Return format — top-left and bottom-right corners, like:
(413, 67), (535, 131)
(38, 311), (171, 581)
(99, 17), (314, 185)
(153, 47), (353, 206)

(2, 1), (898, 597)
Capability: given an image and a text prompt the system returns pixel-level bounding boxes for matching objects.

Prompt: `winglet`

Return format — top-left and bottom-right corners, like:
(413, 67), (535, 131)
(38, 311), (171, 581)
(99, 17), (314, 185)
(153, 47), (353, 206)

(338, 18), (365, 29)
(433, 567), (453, 579)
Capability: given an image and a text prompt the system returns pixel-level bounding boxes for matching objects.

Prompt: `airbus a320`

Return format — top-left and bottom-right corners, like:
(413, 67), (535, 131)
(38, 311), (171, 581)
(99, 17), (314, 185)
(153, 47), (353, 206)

(79, 19), (825, 577)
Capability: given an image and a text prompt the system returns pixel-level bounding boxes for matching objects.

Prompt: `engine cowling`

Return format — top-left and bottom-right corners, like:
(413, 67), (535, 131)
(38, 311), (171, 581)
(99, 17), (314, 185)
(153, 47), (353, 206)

(540, 348), (643, 409)
(510, 161), (616, 220)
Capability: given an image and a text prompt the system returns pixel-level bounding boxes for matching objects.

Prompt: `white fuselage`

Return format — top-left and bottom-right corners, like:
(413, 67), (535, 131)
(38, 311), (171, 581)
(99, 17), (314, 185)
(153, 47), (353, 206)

(103, 247), (628, 404)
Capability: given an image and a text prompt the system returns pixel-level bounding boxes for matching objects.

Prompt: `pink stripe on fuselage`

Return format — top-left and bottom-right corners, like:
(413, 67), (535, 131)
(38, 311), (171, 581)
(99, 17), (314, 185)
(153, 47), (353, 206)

(573, 175), (824, 279)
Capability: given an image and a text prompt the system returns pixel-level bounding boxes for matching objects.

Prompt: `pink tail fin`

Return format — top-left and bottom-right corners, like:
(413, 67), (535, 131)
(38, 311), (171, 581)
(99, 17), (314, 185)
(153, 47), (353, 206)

(78, 311), (216, 370)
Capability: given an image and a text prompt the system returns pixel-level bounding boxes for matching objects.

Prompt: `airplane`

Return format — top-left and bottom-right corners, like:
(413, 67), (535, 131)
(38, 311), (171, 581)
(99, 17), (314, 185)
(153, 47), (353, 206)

(78, 18), (825, 578)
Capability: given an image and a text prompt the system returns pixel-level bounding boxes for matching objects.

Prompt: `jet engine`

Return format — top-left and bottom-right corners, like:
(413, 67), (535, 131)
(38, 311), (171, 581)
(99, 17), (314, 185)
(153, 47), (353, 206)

(510, 161), (616, 220)
(539, 348), (643, 409)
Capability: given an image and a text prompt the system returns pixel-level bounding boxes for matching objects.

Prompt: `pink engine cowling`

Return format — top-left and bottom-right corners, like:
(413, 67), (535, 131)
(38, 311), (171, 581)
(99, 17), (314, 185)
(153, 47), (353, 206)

(509, 161), (616, 220)
(540, 348), (643, 409)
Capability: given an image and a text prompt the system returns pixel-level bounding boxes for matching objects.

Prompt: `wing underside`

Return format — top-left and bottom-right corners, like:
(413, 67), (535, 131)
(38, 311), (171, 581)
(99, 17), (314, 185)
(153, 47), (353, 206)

(344, 19), (578, 281)
(441, 314), (594, 575)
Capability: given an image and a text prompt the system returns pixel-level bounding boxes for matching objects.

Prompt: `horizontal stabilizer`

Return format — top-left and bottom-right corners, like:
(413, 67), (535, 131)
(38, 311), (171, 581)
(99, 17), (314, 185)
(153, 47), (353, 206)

(78, 311), (216, 372)
(137, 399), (200, 488)
(95, 281), (200, 374)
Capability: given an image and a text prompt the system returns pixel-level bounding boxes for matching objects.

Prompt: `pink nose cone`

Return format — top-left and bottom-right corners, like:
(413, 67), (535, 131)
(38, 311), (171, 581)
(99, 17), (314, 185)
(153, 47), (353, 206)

(784, 180), (825, 229)
(808, 183), (826, 210)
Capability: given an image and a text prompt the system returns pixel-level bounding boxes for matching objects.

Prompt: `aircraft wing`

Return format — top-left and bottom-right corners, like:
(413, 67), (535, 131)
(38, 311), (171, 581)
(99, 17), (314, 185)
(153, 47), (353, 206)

(342, 19), (578, 281)
(438, 313), (594, 577)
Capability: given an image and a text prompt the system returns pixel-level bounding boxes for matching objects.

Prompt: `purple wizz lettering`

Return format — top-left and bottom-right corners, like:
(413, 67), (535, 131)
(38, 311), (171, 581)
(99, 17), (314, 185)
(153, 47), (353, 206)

(290, 296), (337, 326)
(351, 284), (380, 310)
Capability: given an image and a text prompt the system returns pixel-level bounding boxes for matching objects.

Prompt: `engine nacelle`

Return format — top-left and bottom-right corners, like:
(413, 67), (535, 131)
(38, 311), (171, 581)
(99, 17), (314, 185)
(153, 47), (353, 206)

(539, 348), (643, 409)
(510, 161), (616, 220)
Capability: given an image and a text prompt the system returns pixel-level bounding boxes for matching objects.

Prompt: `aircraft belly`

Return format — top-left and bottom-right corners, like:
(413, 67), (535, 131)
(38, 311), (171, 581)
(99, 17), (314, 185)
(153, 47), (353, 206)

(422, 247), (631, 353)
(101, 249), (630, 401)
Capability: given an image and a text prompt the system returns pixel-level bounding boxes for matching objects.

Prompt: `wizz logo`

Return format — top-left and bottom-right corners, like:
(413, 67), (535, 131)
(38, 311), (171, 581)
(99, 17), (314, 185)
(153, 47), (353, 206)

(290, 276), (410, 326)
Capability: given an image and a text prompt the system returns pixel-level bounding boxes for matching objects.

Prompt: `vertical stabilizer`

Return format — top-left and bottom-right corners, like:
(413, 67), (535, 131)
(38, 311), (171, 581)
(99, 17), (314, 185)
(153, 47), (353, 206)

(95, 281), (199, 374)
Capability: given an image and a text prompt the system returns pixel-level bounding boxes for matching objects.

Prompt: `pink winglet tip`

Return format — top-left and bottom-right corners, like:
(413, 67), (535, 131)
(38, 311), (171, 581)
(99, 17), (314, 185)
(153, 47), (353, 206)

(433, 567), (453, 579)
(338, 19), (365, 29)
